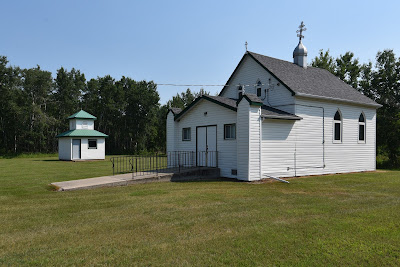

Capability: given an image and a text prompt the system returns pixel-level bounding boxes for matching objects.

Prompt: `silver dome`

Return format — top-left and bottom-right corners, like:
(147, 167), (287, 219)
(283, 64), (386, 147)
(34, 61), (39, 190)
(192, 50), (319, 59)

(293, 40), (308, 57)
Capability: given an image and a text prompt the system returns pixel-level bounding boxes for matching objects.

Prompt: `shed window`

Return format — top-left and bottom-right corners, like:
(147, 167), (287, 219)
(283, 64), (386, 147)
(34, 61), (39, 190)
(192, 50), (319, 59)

(82, 121), (88, 129)
(358, 113), (366, 142)
(182, 127), (191, 141)
(88, 139), (97, 149)
(224, 124), (236, 140)
(333, 110), (342, 142)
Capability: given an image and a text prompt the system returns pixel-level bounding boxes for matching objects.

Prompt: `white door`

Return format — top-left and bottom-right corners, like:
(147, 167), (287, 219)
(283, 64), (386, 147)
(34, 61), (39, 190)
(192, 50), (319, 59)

(72, 139), (81, 160)
(197, 126), (217, 167)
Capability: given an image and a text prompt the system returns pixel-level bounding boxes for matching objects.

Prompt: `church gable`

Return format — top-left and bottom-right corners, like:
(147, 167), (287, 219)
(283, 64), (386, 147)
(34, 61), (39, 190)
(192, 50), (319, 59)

(219, 54), (295, 112)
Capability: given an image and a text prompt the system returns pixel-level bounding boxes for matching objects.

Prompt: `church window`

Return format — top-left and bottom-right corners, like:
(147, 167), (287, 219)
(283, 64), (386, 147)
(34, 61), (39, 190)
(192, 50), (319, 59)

(333, 110), (342, 143)
(358, 113), (366, 142)
(256, 80), (262, 97)
(238, 85), (243, 98)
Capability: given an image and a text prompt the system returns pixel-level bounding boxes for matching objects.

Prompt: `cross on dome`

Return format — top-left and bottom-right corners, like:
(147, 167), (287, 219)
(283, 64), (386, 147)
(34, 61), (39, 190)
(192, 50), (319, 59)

(296, 21), (307, 42)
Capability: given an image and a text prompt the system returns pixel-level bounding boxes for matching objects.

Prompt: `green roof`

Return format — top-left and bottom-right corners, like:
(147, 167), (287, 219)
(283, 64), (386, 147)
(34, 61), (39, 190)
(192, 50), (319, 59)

(56, 129), (108, 138)
(67, 110), (97, 120)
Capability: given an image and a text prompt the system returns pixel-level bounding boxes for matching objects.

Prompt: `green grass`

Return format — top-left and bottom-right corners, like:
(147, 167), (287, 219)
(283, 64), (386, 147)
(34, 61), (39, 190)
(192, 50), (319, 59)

(0, 156), (400, 265)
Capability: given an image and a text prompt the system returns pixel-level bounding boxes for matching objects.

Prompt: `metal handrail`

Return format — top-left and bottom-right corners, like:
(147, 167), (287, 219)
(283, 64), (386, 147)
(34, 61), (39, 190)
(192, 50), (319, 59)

(110, 151), (218, 178)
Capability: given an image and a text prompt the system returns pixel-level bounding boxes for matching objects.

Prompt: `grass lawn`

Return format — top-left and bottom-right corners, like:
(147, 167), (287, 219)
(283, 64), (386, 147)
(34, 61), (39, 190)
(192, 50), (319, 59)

(1, 155), (400, 265)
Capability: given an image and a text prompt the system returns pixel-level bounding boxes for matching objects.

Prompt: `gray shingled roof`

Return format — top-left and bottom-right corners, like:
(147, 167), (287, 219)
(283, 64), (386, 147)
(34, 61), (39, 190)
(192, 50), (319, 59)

(173, 95), (300, 121)
(242, 93), (263, 104)
(261, 105), (301, 120)
(206, 95), (237, 108)
(170, 107), (182, 115)
(244, 51), (379, 107)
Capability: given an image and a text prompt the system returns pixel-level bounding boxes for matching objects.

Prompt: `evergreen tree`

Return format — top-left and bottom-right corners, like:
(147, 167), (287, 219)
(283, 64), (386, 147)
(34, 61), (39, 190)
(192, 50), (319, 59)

(20, 66), (54, 152)
(311, 49), (335, 73)
(335, 52), (361, 89)
(370, 50), (400, 165)
(0, 56), (22, 153)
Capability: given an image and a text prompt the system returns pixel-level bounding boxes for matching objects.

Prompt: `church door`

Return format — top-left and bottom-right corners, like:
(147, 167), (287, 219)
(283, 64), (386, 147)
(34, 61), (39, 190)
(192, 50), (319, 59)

(196, 126), (217, 167)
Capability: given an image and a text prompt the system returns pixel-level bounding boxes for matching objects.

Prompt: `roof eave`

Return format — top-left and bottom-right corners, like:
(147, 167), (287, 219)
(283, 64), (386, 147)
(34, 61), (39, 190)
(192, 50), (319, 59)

(295, 93), (382, 108)
(246, 52), (296, 96)
(56, 130), (108, 138)
(219, 53), (248, 96)
(174, 96), (237, 121)
(219, 52), (296, 97)
(261, 115), (302, 120)
(68, 117), (97, 120)
(57, 135), (108, 138)
(237, 94), (263, 106)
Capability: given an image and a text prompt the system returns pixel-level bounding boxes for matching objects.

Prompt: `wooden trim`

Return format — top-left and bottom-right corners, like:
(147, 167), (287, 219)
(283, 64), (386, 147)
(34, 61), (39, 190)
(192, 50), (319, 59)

(237, 94), (263, 106)
(88, 139), (98, 149)
(246, 52), (296, 96)
(219, 52), (296, 97)
(224, 123), (236, 140)
(196, 125), (218, 167)
(174, 95), (237, 121)
(219, 53), (248, 96)
(182, 127), (191, 141)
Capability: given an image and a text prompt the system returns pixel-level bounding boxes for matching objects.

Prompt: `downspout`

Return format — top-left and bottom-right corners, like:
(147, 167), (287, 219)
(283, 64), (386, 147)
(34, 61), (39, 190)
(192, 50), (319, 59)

(273, 103), (326, 170)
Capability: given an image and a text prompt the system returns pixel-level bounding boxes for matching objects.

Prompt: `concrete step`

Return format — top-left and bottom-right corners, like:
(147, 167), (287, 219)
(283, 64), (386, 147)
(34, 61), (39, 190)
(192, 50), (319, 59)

(51, 167), (220, 191)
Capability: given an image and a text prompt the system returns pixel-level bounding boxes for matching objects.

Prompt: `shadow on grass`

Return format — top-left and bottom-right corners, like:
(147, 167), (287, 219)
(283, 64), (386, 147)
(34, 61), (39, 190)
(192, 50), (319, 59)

(0, 153), (58, 159)
(33, 159), (60, 162)
(44, 184), (60, 191)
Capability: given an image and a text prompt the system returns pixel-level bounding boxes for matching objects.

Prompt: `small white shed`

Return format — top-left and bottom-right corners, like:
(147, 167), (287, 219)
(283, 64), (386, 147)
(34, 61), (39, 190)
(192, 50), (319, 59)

(56, 110), (108, 161)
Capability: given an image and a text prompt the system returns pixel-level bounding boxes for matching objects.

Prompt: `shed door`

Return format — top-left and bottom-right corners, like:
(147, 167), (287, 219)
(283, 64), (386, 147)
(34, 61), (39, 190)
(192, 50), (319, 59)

(196, 126), (217, 167)
(72, 139), (81, 160)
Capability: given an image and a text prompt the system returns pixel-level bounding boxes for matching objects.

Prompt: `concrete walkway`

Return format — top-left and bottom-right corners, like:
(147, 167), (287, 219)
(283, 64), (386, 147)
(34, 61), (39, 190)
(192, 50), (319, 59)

(51, 167), (220, 191)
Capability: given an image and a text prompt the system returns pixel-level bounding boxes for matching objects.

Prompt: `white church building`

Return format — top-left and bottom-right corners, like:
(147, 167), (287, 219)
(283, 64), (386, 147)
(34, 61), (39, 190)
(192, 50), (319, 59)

(56, 110), (108, 161)
(166, 24), (381, 181)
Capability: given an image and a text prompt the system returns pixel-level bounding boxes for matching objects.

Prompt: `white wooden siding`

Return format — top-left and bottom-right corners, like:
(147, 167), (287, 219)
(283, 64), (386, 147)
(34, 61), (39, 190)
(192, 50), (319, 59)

(294, 104), (324, 172)
(236, 100), (250, 180)
(248, 106), (261, 181)
(69, 120), (76, 130)
(166, 112), (175, 153)
(261, 97), (377, 178)
(295, 97), (376, 176)
(262, 120), (296, 177)
(80, 138), (106, 160)
(58, 138), (71, 160)
(173, 99), (237, 178)
(70, 119), (95, 130)
(220, 55), (295, 113)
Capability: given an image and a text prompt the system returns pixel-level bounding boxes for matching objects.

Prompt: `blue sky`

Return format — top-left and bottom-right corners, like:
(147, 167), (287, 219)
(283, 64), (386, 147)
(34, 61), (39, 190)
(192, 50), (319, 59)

(1, 0), (399, 104)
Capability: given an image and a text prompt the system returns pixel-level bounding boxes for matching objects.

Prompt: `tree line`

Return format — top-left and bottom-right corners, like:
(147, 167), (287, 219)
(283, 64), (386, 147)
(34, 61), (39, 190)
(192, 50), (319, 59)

(311, 49), (400, 167)
(0, 57), (161, 154)
(0, 56), (209, 155)
(0, 49), (399, 166)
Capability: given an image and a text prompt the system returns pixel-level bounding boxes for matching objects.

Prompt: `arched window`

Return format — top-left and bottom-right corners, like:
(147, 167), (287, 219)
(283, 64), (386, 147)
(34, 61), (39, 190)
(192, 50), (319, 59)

(358, 113), (366, 142)
(256, 80), (262, 97)
(333, 110), (342, 142)
(238, 85), (243, 99)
